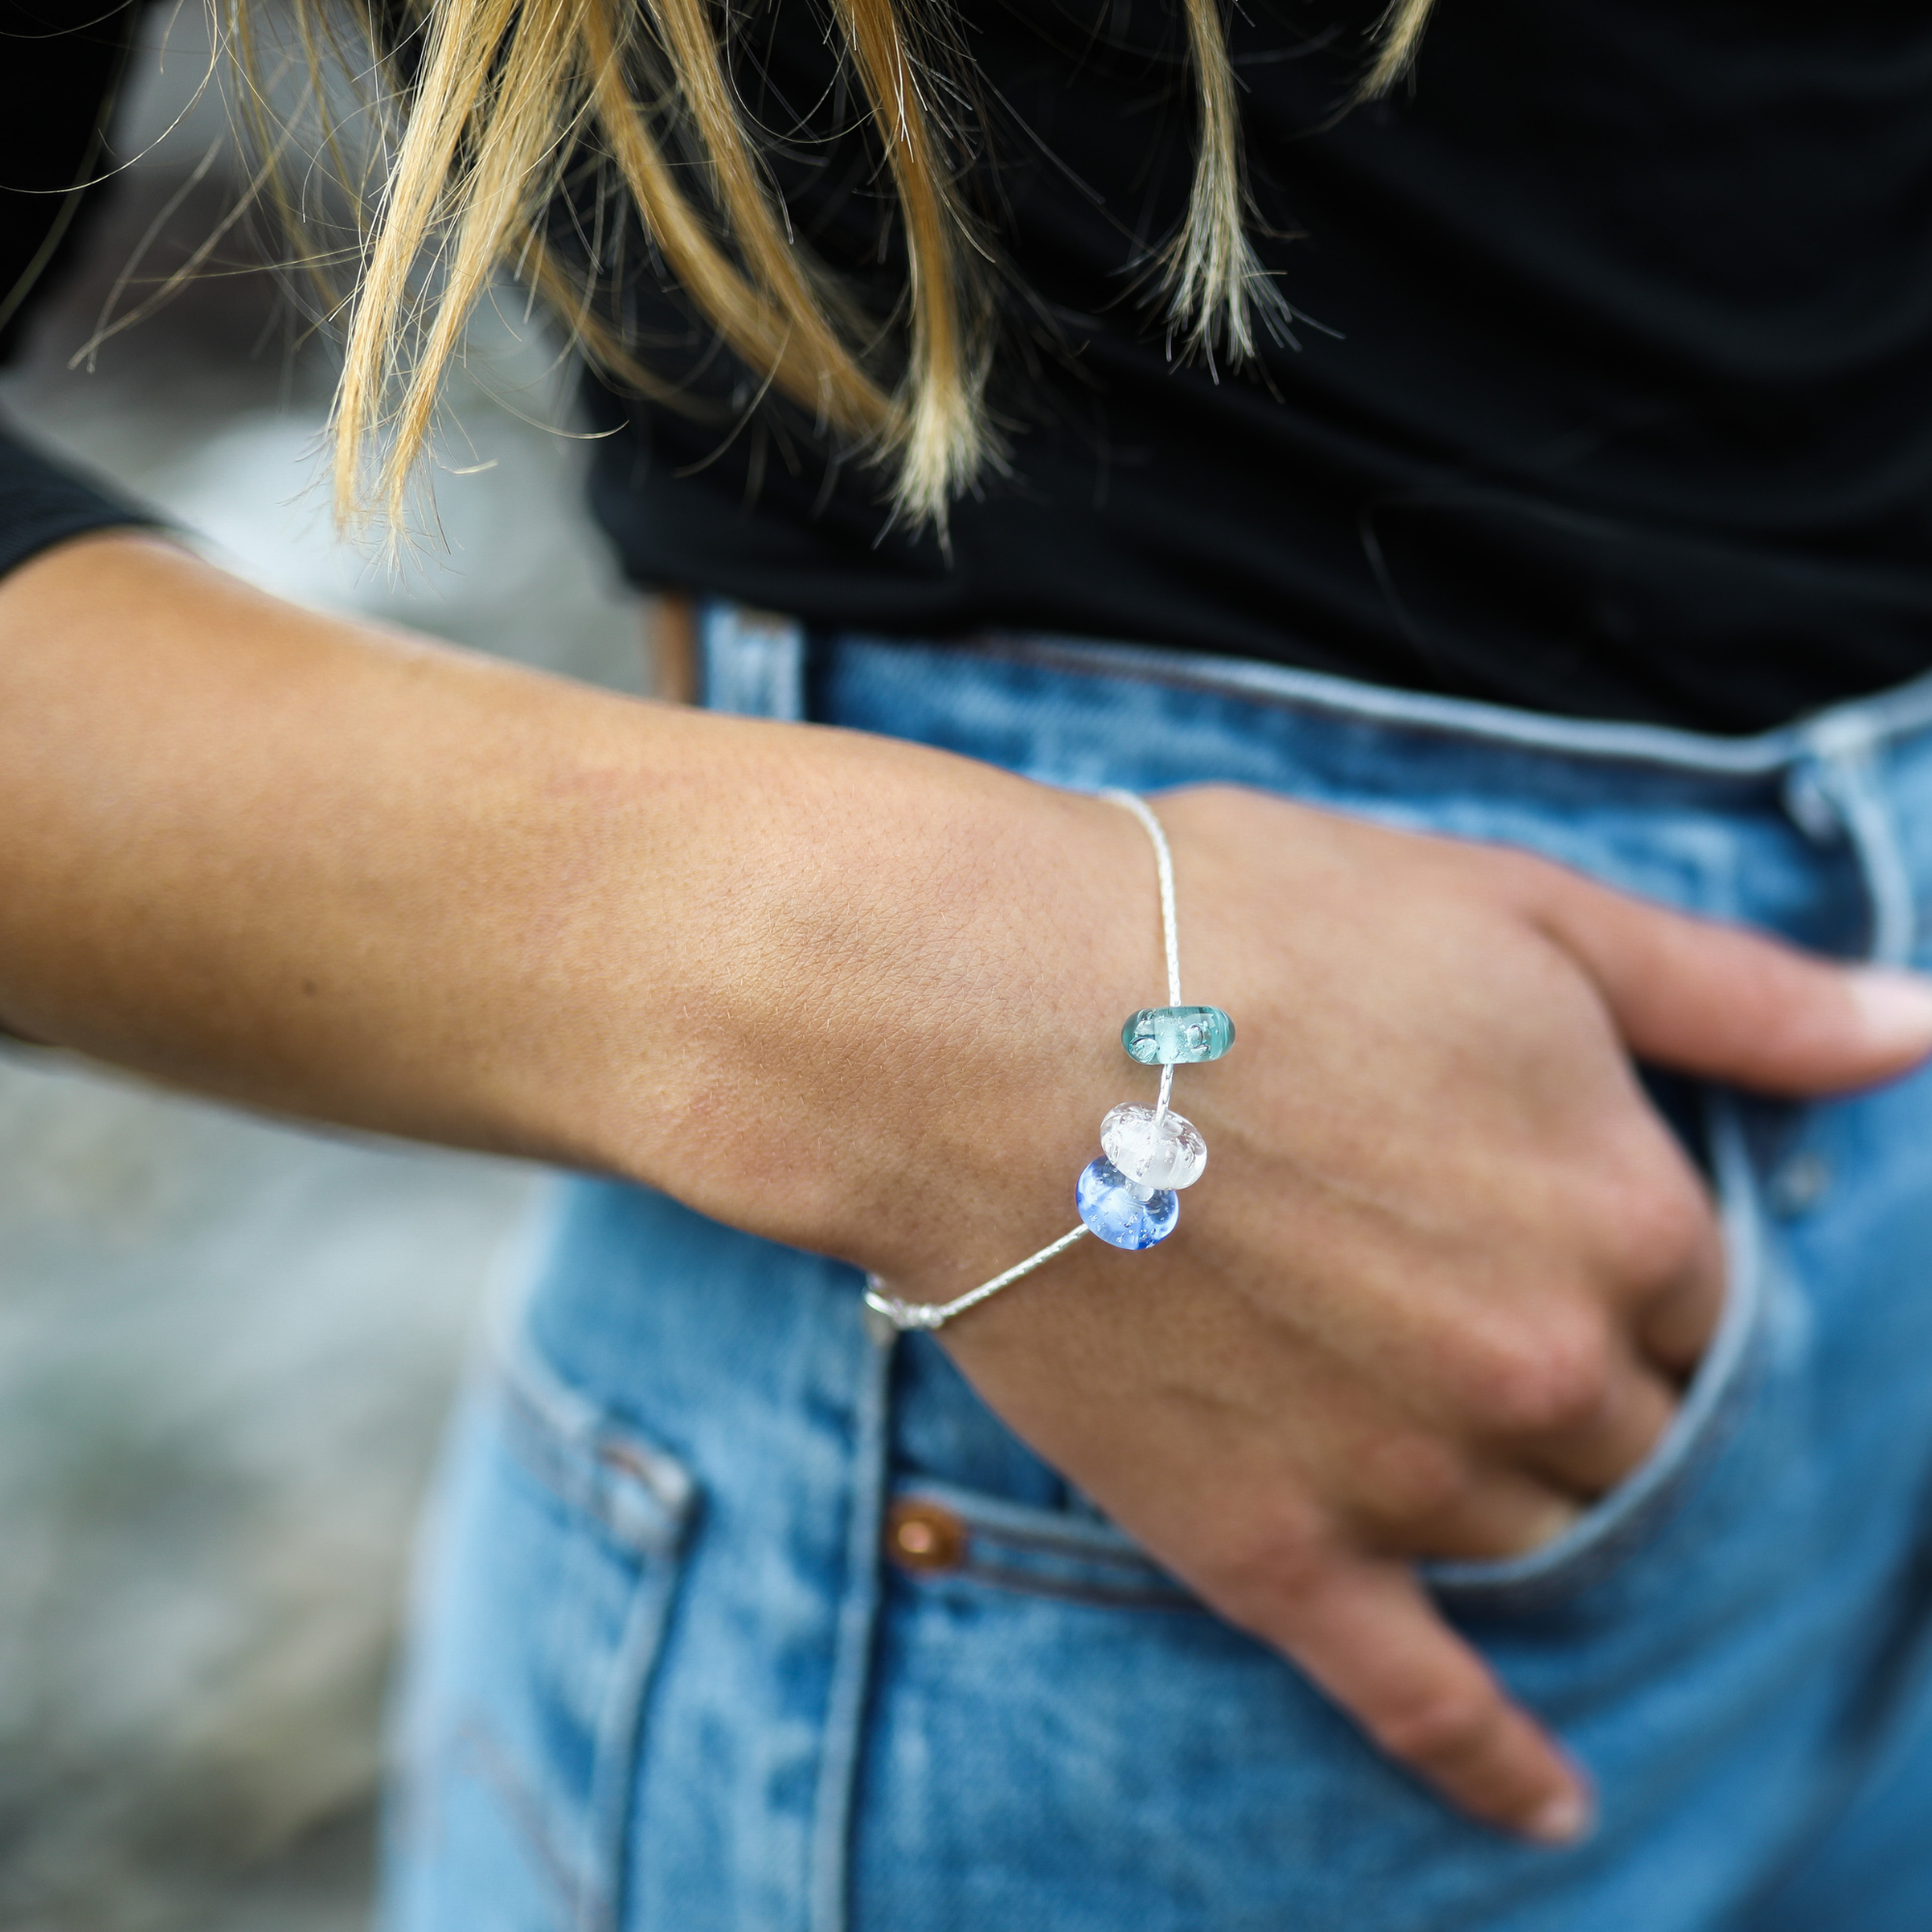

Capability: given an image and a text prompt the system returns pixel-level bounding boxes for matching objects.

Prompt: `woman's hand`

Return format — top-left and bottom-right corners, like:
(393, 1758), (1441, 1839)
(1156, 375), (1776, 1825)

(872, 786), (1932, 1843)
(8, 536), (1931, 1846)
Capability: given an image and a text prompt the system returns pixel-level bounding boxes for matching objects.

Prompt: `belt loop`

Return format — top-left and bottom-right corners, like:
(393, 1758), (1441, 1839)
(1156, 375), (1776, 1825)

(699, 603), (808, 721)
(1790, 718), (1918, 967)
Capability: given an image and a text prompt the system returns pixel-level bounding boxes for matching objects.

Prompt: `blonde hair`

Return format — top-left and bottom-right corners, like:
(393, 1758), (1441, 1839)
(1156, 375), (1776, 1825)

(259, 0), (1437, 532)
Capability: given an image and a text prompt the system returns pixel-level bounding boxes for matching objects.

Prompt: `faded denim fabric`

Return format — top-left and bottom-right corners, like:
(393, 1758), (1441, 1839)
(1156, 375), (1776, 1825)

(382, 613), (1932, 1932)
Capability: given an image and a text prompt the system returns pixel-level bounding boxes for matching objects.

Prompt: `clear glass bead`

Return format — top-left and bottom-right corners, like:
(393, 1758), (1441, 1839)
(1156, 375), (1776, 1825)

(1122, 1005), (1236, 1065)
(1100, 1102), (1208, 1190)
(1076, 1156), (1179, 1249)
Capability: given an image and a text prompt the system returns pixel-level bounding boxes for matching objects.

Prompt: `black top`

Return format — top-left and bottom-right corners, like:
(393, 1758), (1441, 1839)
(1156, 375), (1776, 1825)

(0, 0), (152, 580)
(12, 0), (1932, 730)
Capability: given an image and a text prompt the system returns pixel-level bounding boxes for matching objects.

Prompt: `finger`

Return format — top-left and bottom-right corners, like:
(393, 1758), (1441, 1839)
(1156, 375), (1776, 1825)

(1524, 1356), (1678, 1498)
(1525, 866), (1932, 1096)
(1396, 1470), (1582, 1562)
(1634, 1204), (1725, 1375)
(1256, 1552), (1593, 1841)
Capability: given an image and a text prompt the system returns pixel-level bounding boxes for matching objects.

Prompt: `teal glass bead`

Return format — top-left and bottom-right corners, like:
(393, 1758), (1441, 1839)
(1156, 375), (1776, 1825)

(1122, 1005), (1236, 1065)
(1076, 1157), (1179, 1250)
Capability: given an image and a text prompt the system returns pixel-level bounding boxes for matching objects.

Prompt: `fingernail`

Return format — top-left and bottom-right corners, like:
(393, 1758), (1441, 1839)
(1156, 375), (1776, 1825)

(1848, 968), (1932, 1058)
(1522, 1786), (1595, 1846)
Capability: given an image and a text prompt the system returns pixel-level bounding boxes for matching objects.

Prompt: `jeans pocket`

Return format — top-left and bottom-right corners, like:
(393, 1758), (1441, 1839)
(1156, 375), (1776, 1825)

(882, 1091), (1773, 1628)
(384, 1331), (697, 1932)
(1422, 1090), (1776, 1615)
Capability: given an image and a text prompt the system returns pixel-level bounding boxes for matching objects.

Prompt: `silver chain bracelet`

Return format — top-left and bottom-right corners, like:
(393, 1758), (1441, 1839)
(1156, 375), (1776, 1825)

(862, 787), (1236, 1345)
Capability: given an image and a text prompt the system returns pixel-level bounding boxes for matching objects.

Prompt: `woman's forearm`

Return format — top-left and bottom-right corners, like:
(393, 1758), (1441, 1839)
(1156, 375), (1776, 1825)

(0, 531), (1146, 1275)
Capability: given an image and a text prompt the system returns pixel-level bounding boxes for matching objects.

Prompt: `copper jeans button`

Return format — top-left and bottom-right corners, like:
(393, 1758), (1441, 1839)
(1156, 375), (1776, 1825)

(885, 1498), (967, 1573)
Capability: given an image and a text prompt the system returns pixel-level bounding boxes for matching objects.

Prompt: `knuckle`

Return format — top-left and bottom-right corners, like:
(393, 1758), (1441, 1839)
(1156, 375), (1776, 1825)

(1368, 1683), (1505, 1772)
(1459, 1306), (1613, 1437)
(1596, 1159), (1712, 1288)
(1239, 1531), (1336, 1610)
(1192, 1508), (1335, 1621)
(1465, 838), (1548, 897)
(1358, 1434), (1472, 1526)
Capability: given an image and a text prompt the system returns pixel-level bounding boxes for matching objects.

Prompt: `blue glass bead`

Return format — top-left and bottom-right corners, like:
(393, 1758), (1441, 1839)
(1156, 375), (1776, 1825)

(1122, 1005), (1236, 1065)
(1076, 1156), (1179, 1250)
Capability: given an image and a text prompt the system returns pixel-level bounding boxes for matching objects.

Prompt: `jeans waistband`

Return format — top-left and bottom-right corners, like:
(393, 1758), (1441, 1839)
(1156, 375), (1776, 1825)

(699, 606), (1932, 775)
(697, 605), (1932, 966)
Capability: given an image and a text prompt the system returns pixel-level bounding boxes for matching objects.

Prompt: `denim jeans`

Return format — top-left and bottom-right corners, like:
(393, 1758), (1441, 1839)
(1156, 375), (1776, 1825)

(382, 611), (1932, 1932)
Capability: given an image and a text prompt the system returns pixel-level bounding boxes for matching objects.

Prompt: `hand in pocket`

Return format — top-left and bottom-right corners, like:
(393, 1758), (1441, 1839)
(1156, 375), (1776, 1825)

(924, 785), (1932, 1843)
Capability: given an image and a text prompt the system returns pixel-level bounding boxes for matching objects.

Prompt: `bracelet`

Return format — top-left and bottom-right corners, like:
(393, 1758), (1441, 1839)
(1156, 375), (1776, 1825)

(862, 788), (1236, 1344)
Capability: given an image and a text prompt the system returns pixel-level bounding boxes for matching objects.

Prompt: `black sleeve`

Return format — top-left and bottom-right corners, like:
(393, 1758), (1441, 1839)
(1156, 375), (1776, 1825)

(0, 413), (155, 576)
(1, 0), (162, 579)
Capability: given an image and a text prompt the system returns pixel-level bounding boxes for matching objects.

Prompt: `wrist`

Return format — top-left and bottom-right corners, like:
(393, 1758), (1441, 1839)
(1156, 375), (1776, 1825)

(579, 736), (1156, 1289)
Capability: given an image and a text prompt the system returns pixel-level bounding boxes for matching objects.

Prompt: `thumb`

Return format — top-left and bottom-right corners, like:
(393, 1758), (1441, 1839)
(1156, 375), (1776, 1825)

(1526, 865), (1932, 1096)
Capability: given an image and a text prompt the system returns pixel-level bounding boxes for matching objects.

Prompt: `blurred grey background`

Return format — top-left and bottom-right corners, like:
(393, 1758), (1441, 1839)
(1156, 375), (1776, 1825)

(0, 10), (650, 1926)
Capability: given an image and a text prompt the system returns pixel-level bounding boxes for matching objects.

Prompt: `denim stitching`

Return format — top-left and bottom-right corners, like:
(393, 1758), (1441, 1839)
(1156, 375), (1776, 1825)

(884, 1483), (1198, 1610)
(907, 1560), (1199, 1615)
(1794, 732), (1918, 967)
(808, 1307), (895, 1932)
(578, 1519), (698, 1932)
(968, 632), (1932, 774)
(448, 1714), (579, 1911)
